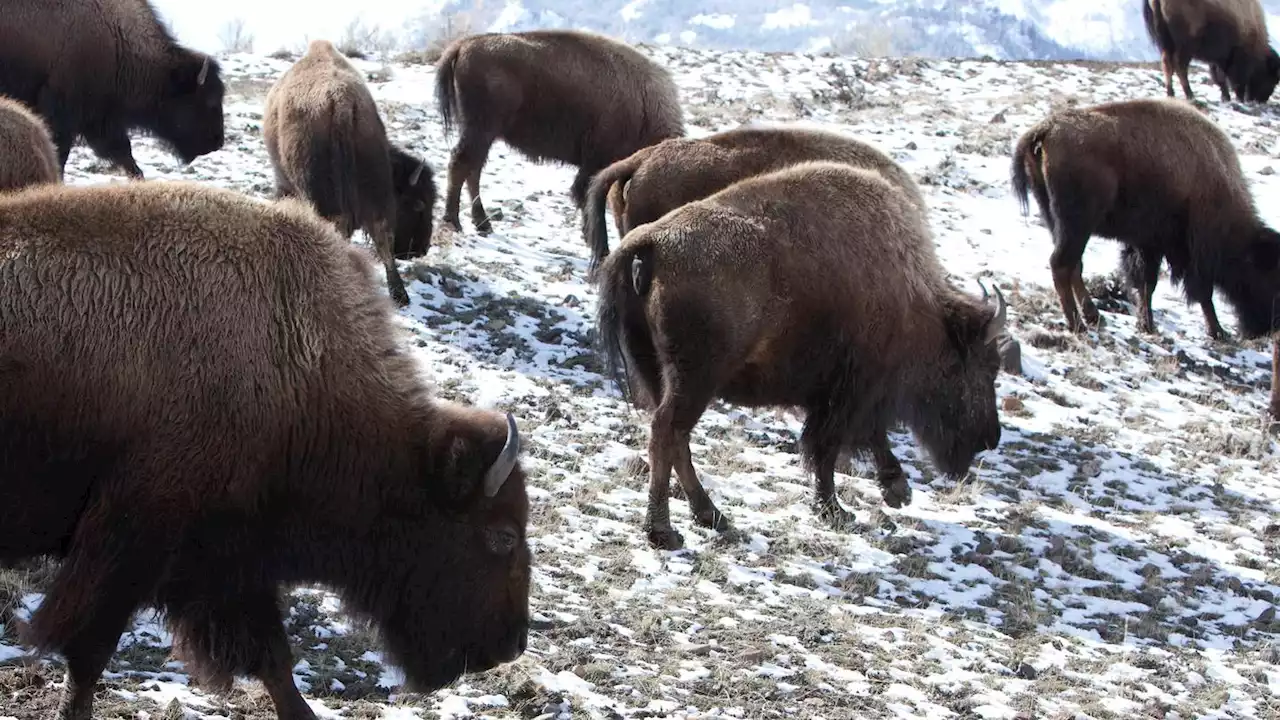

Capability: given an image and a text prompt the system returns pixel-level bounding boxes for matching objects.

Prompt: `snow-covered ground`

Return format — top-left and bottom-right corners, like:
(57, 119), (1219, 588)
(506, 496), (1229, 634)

(3, 44), (1280, 720)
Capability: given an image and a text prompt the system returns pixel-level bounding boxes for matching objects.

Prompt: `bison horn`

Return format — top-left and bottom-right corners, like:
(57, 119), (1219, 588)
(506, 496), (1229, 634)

(483, 412), (520, 497)
(409, 162), (425, 186)
(982, 284), (1008, 345)
(197, 57), (210, 86)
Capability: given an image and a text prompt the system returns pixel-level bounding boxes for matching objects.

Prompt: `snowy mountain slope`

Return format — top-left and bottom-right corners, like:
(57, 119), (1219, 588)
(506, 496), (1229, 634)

(3, 43), (1280, 719)
(433, 0), (1280, 60)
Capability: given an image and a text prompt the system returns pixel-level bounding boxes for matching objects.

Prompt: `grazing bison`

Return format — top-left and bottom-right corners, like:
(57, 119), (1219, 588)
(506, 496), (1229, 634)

(1011, 97), (1280, 341)
(0, 0), (226, 179)
(582, 124), (927, 273)
(435, 29), (684, 234)
(1143, 0), (1280, 103)
(264, 39), (437, 308)
(596, 160), (1007, 549)
(0, 96), (59, 191)
(0, 181), (530, 720)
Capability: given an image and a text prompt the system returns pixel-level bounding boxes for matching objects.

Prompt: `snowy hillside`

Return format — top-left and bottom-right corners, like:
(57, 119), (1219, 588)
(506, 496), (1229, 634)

(4, 42), (1280, 720)
(152, 0), (1280, 62)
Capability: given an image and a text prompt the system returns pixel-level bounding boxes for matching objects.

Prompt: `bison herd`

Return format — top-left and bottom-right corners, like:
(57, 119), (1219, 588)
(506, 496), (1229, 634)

(0, 0), (1279, 718)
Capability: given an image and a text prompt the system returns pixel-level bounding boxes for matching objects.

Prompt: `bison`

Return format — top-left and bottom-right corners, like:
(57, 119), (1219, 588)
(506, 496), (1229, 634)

(581, 124), (927, 273)
(0, 95), (59, 192)
(264, 39), (437, 308)
(0, 0), (226, 179)
(0, 180), (530, 720)
(1011, 97), (1280, 341)
(596, 160), (1007, 550)
(1143, 0), (1280, 103)
(435, 29), (684, 235)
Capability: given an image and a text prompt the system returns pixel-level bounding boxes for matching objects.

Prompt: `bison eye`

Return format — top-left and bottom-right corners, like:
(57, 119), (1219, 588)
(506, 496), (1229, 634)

(486, 526), (519, 555)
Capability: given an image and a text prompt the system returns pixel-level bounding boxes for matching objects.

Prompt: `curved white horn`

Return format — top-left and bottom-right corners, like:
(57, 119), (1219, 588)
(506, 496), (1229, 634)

(983, 284), (1008, 344)
(409, 162), (425, 186)
(483, 413), (520, 497)
(197, 57), (210, 86)
(977, 279), (990, 301)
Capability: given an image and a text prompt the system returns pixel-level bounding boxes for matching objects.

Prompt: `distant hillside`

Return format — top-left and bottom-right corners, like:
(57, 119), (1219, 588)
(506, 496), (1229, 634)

(425, 0), (1280, 62)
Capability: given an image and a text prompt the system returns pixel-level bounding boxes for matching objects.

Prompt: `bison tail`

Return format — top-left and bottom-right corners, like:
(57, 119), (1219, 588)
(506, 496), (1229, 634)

(596, 239), (660, 409)
(583, 150), (647, 277)
(435, 42), (463, 136)
(1010, 124), (1048, 217)
(1143, 0), (1173, 54)
(299, 100), (359, 237)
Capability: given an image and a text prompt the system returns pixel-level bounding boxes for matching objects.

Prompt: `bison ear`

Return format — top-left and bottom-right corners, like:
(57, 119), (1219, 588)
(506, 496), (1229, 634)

(171, 55), (215, 94)
(418, 411), (521, 507)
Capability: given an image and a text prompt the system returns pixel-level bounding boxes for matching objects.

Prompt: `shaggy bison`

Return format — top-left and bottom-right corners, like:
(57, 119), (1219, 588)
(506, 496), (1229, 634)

(264, 39), (437, 307)
(582, 124), (927, 273)
(1011, 97), (1280, 341)
(0, 96), (59, 191)
(0, 0), (225, 178)
(1144, 0), (1280, 103)
(596, 161), (1007, 549)
(0, 181), (530, 720)
(435, 29), (684, 234)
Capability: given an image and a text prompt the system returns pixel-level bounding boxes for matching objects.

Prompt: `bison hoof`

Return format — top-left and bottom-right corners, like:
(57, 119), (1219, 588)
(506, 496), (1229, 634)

(474, 220), (493, 236)
(879, 473), (912, 509)
(692, 505), (732, 531)
(817, 503), (857, 529)
(442, 216), (463, 233)
(646, 525), (684, 551)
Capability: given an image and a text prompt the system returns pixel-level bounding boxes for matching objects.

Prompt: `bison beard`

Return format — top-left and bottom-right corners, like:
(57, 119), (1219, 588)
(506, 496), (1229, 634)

(0, 181), (529, 720)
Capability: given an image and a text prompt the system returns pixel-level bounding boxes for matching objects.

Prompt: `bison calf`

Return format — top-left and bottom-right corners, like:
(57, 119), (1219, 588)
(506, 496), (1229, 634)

(0, 181), (529, 720)
(1012, 97), (1280, 341)
(435, 29), (684, 234)
(1144, 0), (1280, 103)
(597, 160), (1007, 550)
(582, 124), (927, 273)
(264, 39), (437, 308)
(0, 0), (225, 178)
(0, 96), (59, 191)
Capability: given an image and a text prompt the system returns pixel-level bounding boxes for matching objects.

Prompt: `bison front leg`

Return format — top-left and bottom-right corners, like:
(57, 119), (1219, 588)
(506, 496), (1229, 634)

(1121, 245), (1163, 335)
(801, 408), (858, 529)
(85, 124), (145, 179)
(371, 223), (410, 307)
(870, 434), (912, 509)
(166, 583), (316, 720)
(1161, 53), (1176, 97)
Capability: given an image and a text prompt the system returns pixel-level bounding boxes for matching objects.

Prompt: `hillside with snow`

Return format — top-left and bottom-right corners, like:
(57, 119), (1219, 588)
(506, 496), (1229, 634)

(3, 38), (1280, 719)
(154, 0), (1280, 62)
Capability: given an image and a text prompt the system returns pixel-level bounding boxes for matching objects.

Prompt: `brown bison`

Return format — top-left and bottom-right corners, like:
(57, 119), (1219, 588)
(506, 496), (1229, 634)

(0, 180), (530, 720)
(435, 29), (684, 235)
(581, 124), (927, 273)
(264, 39), (437, 308)
(0, 0), (226, 179)
(1011, 97), (1280, 341)
(1144, 0), (1280, 103)
(0, 95), (59, 192)
(596, 160), (1007, 549)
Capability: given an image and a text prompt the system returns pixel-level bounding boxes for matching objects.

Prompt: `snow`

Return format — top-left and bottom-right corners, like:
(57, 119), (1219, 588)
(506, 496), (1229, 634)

(2, 34), (1280, 720)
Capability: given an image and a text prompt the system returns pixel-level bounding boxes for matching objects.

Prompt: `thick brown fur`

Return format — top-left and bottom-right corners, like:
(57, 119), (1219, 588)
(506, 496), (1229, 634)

(582, 124), (927, 273)
(0, 180), (530, 720)
(596, 161), (1006, 550)
(0, 0), (225, 178)
(264, 39), (437, 308)
(0, 96), (59, 192)
(1011, 97), (1280, 341)
(1144, 0), (1280, 103)
(435, 29), (684, 235)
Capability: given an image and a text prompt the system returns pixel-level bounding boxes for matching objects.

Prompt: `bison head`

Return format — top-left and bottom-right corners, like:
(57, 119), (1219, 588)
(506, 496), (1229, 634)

(1246, 48), (1280, 104)
(156, 52), (226, 163)
(371, 408), (530, 694)
(908, 281), (1007, 477)
(390, 148), (437, 259)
